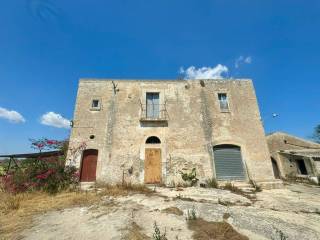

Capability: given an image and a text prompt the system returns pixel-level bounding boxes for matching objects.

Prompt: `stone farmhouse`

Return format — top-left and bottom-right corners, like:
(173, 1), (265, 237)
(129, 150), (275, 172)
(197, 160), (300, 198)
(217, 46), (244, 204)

(67, 78), (280, 188)
(267, 132), (320, 183)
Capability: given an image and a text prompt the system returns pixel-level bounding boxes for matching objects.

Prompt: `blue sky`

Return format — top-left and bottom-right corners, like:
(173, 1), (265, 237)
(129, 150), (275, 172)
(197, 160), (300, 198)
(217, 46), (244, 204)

(0, 0), (319, 154)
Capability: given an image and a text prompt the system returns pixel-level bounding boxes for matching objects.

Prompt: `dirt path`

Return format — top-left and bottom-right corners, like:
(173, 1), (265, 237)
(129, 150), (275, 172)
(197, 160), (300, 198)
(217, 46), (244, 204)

(19, 184), (320, 240)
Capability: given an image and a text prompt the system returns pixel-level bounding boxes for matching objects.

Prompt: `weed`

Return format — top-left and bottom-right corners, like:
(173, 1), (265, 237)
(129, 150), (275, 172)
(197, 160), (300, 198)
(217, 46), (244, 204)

(153, 222), (167, 240)
(186, 206), (197, 221)
(271, 228), (288, 240)
(223, 182), (242, 193)
(205, 178), (219, 188)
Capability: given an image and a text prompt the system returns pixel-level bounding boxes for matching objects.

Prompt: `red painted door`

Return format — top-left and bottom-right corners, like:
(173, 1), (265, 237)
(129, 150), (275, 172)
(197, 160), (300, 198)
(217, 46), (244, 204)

(80, 149), (98, 182)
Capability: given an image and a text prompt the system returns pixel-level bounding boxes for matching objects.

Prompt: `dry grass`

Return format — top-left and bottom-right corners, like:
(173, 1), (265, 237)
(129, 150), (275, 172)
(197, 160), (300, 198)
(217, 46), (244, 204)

(161, 207), (183, 216)
(187, 218), (248, 240)
(205, 178), (219, 188)
(223, 182), (243, 194)
(122, 222), (151, 240)
(223, 183), (256, 201)
(0, 183), (153, 239)
(223, 213), (231, 220)
(96, 182), (153, 196)
(0, 190), (100, 239)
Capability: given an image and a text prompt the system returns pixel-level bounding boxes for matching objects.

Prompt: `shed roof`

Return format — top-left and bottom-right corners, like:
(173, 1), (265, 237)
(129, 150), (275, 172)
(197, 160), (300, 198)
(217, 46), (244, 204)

(279, 149), (320, 158)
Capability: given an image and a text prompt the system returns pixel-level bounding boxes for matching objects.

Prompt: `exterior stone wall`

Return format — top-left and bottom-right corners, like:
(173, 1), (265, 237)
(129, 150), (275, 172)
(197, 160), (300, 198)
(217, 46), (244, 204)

(67, 78), (275, 186)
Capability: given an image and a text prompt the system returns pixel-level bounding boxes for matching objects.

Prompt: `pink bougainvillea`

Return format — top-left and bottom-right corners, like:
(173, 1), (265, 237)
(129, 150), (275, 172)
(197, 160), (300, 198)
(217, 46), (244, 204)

(0, 138), (80, 194)
(30, 138), (64, 152)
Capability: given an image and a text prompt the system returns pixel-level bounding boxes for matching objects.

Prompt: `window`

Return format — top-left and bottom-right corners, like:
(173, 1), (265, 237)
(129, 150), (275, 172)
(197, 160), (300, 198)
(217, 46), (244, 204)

(146, 136), (161, 144)
(91, 99), (100, 110)
(218, 93), (229, 111)
(297, 159), (308, 175)
(146, 92), (160, 118)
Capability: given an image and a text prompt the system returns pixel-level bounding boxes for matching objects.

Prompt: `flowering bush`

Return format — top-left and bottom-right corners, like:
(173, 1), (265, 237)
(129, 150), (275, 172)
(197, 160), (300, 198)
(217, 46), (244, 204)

(30, 138), (63, 152)
(0, 138), (80, 194)
(0, 165), (5, 176)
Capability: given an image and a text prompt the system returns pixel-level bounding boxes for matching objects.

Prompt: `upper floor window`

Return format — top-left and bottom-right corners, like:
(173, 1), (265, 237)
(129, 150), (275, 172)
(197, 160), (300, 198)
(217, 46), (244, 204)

(218, 93), (229, 111)
(146, 92), (160, 118)
(91, 99), (101, 110)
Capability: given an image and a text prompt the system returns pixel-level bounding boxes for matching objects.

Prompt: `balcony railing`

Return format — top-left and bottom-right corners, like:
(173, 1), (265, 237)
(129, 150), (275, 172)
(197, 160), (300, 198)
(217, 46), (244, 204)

(140, 104), (168, 122)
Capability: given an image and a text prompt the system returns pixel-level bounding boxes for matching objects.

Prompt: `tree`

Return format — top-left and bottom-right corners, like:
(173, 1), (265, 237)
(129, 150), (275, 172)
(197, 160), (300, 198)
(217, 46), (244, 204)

(313, 124), (320, 143)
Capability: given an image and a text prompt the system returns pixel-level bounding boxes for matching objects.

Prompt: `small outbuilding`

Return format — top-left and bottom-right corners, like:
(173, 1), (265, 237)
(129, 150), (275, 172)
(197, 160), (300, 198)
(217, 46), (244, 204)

(267, 132), (320, 183)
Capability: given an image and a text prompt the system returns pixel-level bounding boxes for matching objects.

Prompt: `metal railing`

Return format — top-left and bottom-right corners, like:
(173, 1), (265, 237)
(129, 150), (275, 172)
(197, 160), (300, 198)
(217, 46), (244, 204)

(139, 104), (168, 121)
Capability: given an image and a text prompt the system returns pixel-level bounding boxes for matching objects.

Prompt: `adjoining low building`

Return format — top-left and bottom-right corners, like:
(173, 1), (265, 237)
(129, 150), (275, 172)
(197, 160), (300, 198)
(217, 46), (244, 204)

(267, 132), (320, 182)
(67, 78), (281, 188)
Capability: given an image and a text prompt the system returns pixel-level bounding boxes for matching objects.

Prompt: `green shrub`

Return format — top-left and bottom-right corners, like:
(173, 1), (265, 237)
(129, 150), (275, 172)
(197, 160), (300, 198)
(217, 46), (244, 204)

(179, 168), (199, 187)
(0, 165), (6, 176)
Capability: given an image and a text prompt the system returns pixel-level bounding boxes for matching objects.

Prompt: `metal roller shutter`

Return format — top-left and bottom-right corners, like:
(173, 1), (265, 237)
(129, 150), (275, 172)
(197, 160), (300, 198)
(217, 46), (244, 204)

(213, 146), (245, 180)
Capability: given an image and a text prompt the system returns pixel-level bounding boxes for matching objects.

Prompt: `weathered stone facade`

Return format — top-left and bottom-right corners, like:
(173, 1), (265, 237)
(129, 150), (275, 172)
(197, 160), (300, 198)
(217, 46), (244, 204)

(267, 132), (320, 180)
(67, 78), (277, 187)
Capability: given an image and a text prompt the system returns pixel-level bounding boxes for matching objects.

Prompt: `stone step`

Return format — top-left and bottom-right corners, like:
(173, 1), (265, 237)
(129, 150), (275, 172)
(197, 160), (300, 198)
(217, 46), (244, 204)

(240, 188), (256, 193)
(79, 182), (95, 190)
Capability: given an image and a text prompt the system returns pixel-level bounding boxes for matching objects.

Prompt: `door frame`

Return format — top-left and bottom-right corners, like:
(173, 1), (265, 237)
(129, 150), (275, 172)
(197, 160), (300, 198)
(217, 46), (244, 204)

(140, 135), (165, 184)
(80, 149), (98, 182)
(212, 144), (247, 181)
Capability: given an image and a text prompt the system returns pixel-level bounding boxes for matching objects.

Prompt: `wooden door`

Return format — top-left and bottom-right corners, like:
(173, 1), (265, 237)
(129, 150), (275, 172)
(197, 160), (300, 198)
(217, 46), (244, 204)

(144, 148), (161, 184)
(80, 149), (98, 182)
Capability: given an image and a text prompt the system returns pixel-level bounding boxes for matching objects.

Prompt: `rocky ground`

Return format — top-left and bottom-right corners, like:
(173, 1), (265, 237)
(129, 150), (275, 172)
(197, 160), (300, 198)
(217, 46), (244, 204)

(19, 183), (320, 240)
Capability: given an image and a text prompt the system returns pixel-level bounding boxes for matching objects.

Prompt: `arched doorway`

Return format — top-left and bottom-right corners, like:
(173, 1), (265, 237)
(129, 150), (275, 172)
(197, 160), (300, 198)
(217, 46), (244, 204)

(271, 158), (280, 179)
(144, 136), (161, 184)
(213, 144), (246, 180)
(80, 149), (98, 182)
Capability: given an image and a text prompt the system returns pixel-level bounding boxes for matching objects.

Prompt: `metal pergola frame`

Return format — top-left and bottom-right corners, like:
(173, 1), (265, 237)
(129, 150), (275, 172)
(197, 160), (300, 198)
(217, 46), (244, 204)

(0, 151), (64, 174)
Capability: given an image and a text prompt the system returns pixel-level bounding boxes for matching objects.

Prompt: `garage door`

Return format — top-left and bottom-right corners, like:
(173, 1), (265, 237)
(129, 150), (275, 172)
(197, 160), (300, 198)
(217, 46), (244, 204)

(213, 145), (245, 180)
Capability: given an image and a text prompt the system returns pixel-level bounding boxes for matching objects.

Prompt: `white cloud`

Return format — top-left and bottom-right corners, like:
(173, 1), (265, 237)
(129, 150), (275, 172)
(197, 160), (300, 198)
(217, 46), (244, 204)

(40, 112), (70, 129)
(180, 64), (229, 80)
(0, 107), (25, 123)
(244, 56), (252, 64)
(235, 56), (252, 68)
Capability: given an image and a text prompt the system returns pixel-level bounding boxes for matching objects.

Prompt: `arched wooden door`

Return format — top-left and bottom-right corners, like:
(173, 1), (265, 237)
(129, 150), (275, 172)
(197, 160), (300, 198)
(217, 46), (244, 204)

(80, 149), (98, 182)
